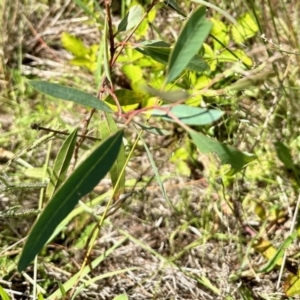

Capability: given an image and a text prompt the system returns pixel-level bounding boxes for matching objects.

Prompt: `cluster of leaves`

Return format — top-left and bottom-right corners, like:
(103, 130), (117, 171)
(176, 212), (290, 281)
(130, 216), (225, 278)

(7, 0), (295, 298)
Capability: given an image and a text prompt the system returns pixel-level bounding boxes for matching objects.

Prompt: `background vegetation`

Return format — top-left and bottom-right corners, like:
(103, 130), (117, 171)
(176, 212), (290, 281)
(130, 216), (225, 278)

(1, 0), (300, 299)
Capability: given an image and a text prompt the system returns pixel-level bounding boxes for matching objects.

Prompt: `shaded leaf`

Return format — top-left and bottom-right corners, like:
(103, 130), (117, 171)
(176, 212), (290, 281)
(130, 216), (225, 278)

(117, 5), (144, 33)
(163, 0), (186, 17)
(18, 130), (124, 272)
(104, 89), (142, 112)
(46, 127), (78, 199)
(166, 6), (212, 83)
(28, 81), (112, 113)
(150, 104), (224, 126)
(189, 130), (255, 174)
(274, 142), (294, 170)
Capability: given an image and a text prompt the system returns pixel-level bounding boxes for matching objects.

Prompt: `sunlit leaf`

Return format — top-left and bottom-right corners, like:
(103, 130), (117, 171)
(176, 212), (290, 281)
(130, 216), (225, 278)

(61, 32), (89, 58)
(112, 294), (129, 300)
(211, 18), (229, 50)
(166, 6), (212, 83)
(0, 286), (10, 300)
(231, 12), (258, 43)
(18, 130), (124, 272)
(284, 270), (300, 297)
(70, 57), (96, 72)
(28, 81), (112, 113)
(144, 85), (190, 103)
(150, 104), (224, 126)
(189, 130), (255, 174)
(117, 5), (144, 33)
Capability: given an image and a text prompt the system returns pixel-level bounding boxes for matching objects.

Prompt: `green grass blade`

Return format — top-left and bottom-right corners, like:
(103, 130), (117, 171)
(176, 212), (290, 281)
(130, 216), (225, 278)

(0, 286), (11, 300)
(28, 81), (112, 113)
(46, 127), (78, 199)
(259, 231), (298, 273)
(18, 130), (124, 272)
(166, 6), (212, 83)
(191, 0), (237, 25)
(103, 18), (112, 85)
(47, 237), (128, 299)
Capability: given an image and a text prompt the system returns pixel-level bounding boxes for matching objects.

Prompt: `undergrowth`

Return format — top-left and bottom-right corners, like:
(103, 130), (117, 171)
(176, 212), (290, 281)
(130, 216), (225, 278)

(1, 0), (300, 299)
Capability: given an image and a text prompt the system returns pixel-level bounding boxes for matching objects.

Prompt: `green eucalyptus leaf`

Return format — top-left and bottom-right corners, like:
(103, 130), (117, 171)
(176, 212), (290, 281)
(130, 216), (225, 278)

(189, 130), (256, 174)
(135, 41), (209, 72)
(18, 130), (124, 272)
(46, 127), (78, 199)
(166, 6), (212, 83)
(99, 114), (126, 197)
(28, 81), (112, 113)
(150, 104), (224, 125)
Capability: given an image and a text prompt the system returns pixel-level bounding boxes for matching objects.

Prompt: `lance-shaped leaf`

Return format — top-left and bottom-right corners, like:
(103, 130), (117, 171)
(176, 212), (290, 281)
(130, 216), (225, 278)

(150, 104), (224, 126)
(18, 130), (124, 272)
(135, 40), (209, 73)
(99, 114), (125, 197)
(46, 127), (78, 199)
(117, 5), (144, 33)
(189, 130), (256, 174)
(28, 81), (112, 113)
(166, 6), (212, 83)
